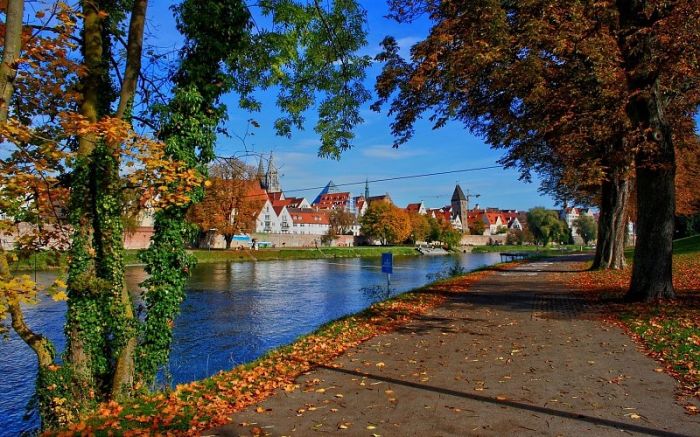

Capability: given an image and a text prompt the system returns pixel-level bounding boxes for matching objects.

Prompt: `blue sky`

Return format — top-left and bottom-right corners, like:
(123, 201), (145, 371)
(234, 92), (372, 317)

(148, 0), (557, 211)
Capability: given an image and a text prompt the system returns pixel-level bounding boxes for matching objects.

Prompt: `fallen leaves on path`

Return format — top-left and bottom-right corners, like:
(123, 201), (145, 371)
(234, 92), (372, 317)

(557, 253), (700, 407)
(55, 268), (493, 435)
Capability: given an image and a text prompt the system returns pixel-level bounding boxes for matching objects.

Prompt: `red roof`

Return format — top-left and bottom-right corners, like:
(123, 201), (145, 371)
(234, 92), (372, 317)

(484, 212), (506, 225)
(317, 192), (350, 209)
(288, 208), (330, 225)
(285, 197), (306, 208)
(245, 181), (268, 202)
(267, 192), (284, 202)
(406, 203), (422, 213)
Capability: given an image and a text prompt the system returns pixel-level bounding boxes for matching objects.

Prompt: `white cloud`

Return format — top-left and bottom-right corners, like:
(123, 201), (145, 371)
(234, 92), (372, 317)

(395, 36), (421, 59)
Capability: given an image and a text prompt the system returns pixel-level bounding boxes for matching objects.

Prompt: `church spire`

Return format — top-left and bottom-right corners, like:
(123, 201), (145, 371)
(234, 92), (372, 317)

(257, 155), (265, 188)
(265, 151), (281, 193)
(364, 178), (369, 200)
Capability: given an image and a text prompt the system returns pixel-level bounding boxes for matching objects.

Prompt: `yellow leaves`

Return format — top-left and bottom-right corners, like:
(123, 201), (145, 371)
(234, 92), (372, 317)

(0, 274), (37, 305)
(51, 291), (68, 302)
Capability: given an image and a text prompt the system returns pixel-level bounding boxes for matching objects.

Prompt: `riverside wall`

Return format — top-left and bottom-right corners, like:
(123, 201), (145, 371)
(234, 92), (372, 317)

(459, 234), (507, 246)
(200, 233), (357, 249)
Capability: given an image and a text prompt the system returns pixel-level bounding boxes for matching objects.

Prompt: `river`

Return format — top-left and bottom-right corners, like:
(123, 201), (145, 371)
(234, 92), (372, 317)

(0, 252), (501, 435)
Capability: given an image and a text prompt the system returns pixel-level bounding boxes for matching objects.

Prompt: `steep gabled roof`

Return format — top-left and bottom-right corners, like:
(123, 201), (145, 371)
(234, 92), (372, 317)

(451, 184), (466, 202)
(406, 202), (422, 213)
(312, 180), (339, 205)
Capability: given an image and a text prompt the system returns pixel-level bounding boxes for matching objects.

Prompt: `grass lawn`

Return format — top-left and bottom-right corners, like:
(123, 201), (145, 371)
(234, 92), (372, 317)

(560, 234), (700, 408)
(10, 246), (418, 271)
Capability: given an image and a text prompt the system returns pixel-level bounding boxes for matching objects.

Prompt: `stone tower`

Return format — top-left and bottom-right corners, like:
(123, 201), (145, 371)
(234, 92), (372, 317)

(451, 184), (469, 234)
(257, 155), (266, 189)
(265, 152), (281, 193)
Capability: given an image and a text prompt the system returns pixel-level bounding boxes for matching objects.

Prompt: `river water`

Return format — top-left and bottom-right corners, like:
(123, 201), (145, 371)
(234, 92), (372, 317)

(0, 252), (500, 435)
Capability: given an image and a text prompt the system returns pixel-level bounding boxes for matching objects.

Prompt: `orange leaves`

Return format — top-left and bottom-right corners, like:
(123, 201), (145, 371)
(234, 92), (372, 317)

(64, 267), (498, 434)
(559, 253), (700, 402)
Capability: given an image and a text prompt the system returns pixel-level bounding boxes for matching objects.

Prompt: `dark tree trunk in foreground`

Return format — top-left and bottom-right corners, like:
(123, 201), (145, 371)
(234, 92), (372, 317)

(225, 234), (233, 249)
(617, 1), (677, 302)
(627, 90), (676, 301)
(592, 170), (630, 270)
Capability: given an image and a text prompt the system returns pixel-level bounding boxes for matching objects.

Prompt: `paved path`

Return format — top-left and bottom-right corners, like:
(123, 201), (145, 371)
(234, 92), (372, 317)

(210, 257), (700, 436)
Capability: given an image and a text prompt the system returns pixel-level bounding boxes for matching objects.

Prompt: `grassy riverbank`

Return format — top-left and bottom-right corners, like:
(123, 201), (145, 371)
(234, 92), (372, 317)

(125, 246), (419, 265)
(9, 246), (419, 271)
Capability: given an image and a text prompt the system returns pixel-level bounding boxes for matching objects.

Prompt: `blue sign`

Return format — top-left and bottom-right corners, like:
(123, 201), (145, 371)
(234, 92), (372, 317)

(381, 252), (393, 274)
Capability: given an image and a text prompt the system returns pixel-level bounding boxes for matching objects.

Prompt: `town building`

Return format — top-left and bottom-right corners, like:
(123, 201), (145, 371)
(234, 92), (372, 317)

(405, 201), (427, 215)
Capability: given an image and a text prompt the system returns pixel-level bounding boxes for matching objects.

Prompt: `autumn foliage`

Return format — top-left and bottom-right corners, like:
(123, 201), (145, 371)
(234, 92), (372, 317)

(58, 268), (494, 434)
(360, 202), (412, 245)
(187, 162), (266, 248)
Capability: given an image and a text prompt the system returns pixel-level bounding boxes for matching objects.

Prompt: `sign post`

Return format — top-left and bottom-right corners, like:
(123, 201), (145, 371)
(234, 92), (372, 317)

(381, 252), (393, 292)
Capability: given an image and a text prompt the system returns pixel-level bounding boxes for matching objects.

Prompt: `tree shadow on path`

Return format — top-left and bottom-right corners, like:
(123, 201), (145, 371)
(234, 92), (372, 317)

(312, 362), (693, 437)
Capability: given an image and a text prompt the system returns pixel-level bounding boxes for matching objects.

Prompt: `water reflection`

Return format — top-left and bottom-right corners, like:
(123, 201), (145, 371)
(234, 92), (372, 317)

(0, 252), (500, 435)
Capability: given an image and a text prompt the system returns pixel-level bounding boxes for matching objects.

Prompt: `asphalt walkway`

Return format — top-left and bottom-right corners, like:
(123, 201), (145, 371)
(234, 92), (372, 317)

(210, 256), (700, 436)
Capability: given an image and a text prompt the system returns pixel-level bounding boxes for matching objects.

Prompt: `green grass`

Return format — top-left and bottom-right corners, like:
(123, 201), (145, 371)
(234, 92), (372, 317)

(9, 246), (418, 271)
(179, 246), (418, 264)
(673, 234), (700, 255)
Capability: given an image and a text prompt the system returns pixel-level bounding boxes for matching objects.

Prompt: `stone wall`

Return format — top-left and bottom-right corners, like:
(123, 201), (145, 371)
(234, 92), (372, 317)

(251, 233), (356, 248)
(124, 227), (155, 250)
(200, 233), (357, 249)
(459, 234), (507, 246)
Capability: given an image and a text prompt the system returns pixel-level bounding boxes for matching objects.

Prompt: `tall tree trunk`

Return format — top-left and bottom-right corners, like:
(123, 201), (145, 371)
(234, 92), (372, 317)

(65, 0), (106, 384)
(592, 170), (630, 270)
(627, 87), (675, 301)
(109, 0), (148, 399)
(615, 0), (676, 301)
(225, 234), (233, 249)
(0, 0), (24, 121)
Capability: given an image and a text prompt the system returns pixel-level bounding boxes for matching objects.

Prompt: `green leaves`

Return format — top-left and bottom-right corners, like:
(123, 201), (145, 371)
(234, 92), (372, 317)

(229, 0), (371, 158)
(526, 207), (568, 246)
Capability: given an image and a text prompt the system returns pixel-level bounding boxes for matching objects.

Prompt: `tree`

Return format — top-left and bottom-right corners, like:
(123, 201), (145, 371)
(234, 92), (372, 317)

(527, 208), (568, 246)
(360, 203), (411, 245)
(139, 0), (370, 399)
(407, 212), (430, 243)
(187, 162), (264, 248)
(573, 215), (598, 246)
(374, 1), (634, 271)
(375, 1), (700, 300)
(506, 229), (534, 245)
(469, 218), (486, 236)
(441, 228), (462, 250)
(2, 0), (372, 429)
(0, 0), (24, 121)
(328, 208), (356, 238)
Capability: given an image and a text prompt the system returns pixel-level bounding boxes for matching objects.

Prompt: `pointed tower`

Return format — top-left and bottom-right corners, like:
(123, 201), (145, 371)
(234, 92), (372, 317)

(312, 180), (338, 205)
(265, 152), (282, 193)
(451, 184), (469, 234)
(257, 155), (266, 189)
(364, 178), (369, 200)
